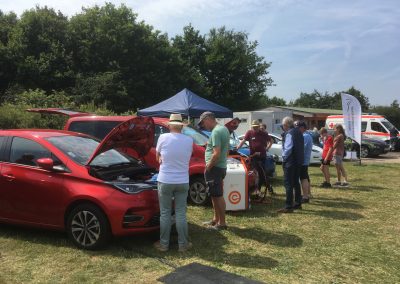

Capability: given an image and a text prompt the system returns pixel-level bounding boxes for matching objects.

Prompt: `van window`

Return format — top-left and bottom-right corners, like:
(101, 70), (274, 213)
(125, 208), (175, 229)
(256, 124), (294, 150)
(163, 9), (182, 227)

(69, 121), (120, 140)
(371, 122), (387, 133)
(361, 122), (367, 132)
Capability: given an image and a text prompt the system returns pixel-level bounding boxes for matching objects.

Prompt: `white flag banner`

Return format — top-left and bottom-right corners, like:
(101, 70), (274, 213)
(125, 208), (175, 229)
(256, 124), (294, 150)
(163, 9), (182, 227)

(341, 93), (362, 145)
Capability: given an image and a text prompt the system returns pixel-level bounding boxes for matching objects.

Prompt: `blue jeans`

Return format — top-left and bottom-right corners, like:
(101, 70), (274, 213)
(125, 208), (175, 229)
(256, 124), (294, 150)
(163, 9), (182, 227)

(158, 182), (189, 249)
(283, 165), (302, 209)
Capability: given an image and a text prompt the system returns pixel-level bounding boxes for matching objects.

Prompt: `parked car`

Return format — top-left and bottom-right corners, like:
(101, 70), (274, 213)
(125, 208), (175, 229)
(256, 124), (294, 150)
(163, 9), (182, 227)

(344, 135), (390, 158)
(27, 108), (258, 206)
(0, 117), (160, 250)
(238, 133), (323, 164)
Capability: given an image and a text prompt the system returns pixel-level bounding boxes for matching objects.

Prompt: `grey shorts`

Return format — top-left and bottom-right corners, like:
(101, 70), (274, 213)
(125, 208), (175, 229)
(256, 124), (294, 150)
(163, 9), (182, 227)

(334, 155), (343, 165)
(204, 167), (227, 198)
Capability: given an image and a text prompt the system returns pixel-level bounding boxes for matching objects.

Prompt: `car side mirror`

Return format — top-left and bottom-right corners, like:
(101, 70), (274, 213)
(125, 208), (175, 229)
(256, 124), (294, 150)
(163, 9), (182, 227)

(37, 158), (54, 171)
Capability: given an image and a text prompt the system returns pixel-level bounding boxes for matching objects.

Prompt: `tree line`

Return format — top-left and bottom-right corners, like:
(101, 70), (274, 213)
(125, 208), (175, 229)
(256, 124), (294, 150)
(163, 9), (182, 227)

(0, 3), (399, 128)
(0, 3), (276, 113)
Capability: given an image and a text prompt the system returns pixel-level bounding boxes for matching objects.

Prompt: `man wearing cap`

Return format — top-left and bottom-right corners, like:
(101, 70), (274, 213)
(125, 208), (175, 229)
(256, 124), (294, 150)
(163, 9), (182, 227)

(154, 114), (193, 252)
(237, 120), (272, 196)
(295, 121), (313, 203)
(278, 116), (304, 213)
(198, 111), (230, 230)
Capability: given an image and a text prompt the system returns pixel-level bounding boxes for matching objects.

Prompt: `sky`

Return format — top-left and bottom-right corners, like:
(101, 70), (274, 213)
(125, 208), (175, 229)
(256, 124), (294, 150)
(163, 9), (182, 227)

(1, 0), (399, 106)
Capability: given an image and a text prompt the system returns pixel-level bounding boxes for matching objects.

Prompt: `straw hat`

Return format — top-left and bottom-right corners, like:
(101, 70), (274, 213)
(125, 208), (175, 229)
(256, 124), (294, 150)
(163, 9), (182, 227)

(251, 120), (260, 127)
(168, 113), (185, 125)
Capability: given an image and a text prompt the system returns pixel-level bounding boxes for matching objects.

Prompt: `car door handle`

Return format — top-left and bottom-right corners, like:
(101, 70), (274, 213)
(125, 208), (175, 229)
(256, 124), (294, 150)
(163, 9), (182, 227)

(2, 174), (15, 181)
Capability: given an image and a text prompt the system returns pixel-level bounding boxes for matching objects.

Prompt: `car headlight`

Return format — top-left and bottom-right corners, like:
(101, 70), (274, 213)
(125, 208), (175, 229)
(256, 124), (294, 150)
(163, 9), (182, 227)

(108, 182), (156, 194)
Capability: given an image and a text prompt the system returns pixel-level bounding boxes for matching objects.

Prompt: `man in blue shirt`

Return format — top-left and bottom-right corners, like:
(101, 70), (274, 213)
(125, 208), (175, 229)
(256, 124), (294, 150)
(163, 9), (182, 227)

(295, 121), (313, 203)
(278, 117), (304, 213)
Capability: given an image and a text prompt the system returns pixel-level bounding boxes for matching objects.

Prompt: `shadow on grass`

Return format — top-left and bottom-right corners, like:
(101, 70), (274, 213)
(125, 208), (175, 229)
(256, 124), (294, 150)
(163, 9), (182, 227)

(229, 226), (303, 248)
(114, 223), (279, 269)
(0, 223), (70, 247)
(350, 185), (386, 192)
(301, 209), (364, 220)
(311, 199), (364, 210)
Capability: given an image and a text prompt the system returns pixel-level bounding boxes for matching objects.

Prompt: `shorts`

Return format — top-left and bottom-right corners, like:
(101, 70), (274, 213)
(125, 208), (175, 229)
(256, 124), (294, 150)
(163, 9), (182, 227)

(204, 166), (227, 198)
(320, 159), (331, 166)
(300, 165), (310, 182)
(334, 155), (343, 165)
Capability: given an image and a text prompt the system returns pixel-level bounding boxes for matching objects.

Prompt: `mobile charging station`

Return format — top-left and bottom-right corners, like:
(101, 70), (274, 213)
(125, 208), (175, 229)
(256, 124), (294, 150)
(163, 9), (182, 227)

(223, 157), (249, 211)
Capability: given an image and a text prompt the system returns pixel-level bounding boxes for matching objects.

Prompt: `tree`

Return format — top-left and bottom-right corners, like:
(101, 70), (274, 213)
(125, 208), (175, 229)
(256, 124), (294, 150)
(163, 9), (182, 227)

(8, 6), (73, 93)
(334, 86), (370, 112)
(173, 26), (274, 111)
(0, 11), (18, 97)
(68, 3), (185, 111)
(292, 90), (335, 109)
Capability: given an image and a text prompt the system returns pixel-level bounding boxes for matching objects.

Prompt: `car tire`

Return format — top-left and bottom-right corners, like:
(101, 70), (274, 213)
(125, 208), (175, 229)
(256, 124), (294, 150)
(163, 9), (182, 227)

(360, 146), (369, 158)
(189, 176), (209, 206)
(67, 203), (111, 250)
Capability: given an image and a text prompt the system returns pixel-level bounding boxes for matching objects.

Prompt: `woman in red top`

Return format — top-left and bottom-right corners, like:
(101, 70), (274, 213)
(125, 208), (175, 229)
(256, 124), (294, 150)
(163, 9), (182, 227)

(319, 127), (333, 188)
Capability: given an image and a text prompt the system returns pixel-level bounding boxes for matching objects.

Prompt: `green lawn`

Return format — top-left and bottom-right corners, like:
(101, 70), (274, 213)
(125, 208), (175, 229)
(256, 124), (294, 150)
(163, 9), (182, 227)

(1, 163), (399, 283)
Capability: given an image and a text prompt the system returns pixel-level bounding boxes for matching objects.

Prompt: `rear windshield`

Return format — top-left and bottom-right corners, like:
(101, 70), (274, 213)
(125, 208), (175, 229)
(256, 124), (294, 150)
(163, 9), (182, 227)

(69, 121), (120, 140)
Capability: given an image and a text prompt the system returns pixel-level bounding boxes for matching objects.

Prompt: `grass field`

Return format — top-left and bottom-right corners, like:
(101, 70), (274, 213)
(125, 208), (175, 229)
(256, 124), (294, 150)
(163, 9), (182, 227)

(1, 162), (399, 283)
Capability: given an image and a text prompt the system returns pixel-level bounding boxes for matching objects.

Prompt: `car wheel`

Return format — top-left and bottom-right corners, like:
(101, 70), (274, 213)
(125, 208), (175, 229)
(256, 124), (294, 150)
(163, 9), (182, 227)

(189, 177), (209, 206)
(67, 203), (111, 250)
(360, 146), (369, 158)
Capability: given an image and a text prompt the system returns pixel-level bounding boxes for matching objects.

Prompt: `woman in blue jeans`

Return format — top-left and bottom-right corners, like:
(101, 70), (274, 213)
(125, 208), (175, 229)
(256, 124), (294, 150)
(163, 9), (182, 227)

(154, 114), (193, 252)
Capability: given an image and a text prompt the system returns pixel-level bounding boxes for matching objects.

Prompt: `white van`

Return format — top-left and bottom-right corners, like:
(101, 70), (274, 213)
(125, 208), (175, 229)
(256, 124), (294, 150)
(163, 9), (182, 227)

(325, 115), (400, 148)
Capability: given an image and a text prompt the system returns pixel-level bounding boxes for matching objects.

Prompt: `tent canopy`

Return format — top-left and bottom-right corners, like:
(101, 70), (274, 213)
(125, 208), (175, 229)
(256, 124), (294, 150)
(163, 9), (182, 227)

(137, 88), (233, 118)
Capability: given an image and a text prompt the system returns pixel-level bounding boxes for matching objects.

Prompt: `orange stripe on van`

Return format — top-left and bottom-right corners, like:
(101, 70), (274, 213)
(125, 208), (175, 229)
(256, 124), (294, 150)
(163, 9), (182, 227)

(363, 132), (390, 136)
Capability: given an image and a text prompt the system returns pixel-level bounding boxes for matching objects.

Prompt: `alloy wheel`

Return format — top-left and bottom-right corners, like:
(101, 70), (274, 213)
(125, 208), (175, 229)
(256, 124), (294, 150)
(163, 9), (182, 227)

(71, 210), (101, 247)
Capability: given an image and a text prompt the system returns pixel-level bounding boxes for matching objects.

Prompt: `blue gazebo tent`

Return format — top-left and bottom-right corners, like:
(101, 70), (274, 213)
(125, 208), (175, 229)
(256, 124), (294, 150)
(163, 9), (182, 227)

(137, 88), (233, 118)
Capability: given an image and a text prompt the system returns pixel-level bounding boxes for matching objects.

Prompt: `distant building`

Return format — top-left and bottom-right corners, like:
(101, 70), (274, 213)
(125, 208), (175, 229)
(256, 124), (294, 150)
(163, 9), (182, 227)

(262, 106), (343, 129)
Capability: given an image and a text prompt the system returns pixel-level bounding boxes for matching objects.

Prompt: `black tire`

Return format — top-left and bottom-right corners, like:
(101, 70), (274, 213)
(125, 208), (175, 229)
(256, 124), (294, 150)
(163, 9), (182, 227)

(67, 203), (111, 250)
(360, 146), (369, 158)
(188, 176), (209, 206)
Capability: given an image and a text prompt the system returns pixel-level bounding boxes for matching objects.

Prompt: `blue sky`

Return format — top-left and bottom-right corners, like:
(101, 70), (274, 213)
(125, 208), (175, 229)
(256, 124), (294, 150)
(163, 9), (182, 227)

(1, 0), (399, 106)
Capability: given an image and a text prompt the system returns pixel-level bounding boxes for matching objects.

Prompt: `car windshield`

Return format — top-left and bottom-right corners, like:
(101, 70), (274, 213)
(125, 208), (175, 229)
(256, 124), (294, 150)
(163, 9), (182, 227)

(182, 126), (209, 146)
(230, 135), (249, 148)
(382, 120), (396, 131)
(46, 135), (140, 167)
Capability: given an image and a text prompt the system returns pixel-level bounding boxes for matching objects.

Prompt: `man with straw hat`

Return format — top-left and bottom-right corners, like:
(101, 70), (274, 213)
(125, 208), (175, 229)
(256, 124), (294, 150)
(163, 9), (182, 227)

(154, 113), (193, 252)
(237, 120), (273, 198)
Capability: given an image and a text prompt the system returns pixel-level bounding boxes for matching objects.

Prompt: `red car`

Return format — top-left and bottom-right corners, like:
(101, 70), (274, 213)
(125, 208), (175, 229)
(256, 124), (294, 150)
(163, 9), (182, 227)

(0, 117), (160, 249)
(28, 109), (258, 206)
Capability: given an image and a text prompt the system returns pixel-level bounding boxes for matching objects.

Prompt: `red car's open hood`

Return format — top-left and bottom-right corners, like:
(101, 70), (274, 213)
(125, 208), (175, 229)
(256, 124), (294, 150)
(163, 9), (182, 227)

(27, 108), (91, 117)
(86, 116), (155, 165)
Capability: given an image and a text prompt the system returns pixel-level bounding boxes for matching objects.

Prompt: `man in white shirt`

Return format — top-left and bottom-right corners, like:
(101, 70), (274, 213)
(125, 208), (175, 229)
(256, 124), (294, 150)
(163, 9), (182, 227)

(154, 114), (193, 252)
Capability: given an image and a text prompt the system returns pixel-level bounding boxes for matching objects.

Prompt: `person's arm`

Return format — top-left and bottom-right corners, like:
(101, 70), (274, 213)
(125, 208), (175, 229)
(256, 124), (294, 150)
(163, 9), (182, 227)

(155, 135), (164, 164)
(282, 133), (293, 162)
(236, 131), (249, 149)
(266, 135), (273, 151)
(206, 146), (221, 172)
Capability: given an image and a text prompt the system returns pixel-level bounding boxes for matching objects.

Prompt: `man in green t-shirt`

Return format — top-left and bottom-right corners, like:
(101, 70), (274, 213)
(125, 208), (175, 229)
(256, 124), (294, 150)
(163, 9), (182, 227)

(198, 111), (230, 230)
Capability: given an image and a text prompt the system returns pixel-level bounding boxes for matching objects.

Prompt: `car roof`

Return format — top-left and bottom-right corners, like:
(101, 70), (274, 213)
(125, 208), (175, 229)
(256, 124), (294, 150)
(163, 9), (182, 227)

(0, 129), (89, 138)
(67, 115), (168, 124)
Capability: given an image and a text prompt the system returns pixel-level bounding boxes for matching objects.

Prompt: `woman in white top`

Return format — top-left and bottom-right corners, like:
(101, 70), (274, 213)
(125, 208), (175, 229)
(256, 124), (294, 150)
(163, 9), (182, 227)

(153, 114), (193, 252)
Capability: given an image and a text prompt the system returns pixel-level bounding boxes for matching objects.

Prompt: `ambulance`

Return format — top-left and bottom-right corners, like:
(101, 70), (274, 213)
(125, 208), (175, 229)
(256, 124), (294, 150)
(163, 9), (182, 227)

(325, 115), (400, 150)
